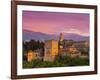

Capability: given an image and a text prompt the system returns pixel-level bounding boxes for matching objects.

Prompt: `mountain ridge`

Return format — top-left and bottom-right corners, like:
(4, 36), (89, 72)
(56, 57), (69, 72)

(23, 29), (89, 41)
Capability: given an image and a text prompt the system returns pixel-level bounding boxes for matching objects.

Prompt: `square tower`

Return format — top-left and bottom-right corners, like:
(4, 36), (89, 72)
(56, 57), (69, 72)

(44, 40), (58, 62)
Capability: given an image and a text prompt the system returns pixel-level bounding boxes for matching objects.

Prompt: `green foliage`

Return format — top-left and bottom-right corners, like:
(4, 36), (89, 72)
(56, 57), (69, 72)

(72, 58), (89, 66)
(23, 55), (89, 68)
(23, 61), (33, 68)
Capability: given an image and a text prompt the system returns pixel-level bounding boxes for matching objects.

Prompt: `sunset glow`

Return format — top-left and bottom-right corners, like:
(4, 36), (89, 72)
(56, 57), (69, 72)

(22, 11), (90, 36)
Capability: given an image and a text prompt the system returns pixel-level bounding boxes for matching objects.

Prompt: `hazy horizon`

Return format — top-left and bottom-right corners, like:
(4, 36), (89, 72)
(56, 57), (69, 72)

(23, 29), (89, 37)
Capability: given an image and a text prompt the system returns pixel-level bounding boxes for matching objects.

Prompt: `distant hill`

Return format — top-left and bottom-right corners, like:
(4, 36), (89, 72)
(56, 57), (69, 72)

(63, 33), (89, 41)
(23, 29), (89, 41)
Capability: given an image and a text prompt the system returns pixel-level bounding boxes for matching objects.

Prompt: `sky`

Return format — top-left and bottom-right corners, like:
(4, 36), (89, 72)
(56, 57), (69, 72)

(22, 11), (90, 36)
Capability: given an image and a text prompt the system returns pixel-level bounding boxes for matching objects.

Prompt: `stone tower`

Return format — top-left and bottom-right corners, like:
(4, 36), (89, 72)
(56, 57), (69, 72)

(59, 33), (64, 42)
(59, 33), (64, 49)
(44, 40), (58, 62)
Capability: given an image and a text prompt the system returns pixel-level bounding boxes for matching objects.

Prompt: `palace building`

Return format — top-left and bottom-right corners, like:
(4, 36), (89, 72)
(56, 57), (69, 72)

(26, 33), (88, 62)
(27, 50), (37, 62)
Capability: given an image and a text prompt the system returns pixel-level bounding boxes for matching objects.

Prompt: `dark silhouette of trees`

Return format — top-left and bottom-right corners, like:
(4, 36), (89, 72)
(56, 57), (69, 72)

(23, 40), (44, 52)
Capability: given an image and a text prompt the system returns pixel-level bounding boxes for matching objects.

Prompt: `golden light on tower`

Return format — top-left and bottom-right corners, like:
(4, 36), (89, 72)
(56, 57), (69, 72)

(44, 40), (58, 62)
(27, 50), (37, 62)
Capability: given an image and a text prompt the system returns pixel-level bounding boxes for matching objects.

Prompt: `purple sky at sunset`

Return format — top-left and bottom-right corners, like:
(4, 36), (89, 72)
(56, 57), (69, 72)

(22, 11), (90, 36)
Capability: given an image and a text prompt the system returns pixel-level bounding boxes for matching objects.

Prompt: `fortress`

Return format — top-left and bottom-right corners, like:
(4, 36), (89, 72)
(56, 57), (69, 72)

(26, 33), (89, 62)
